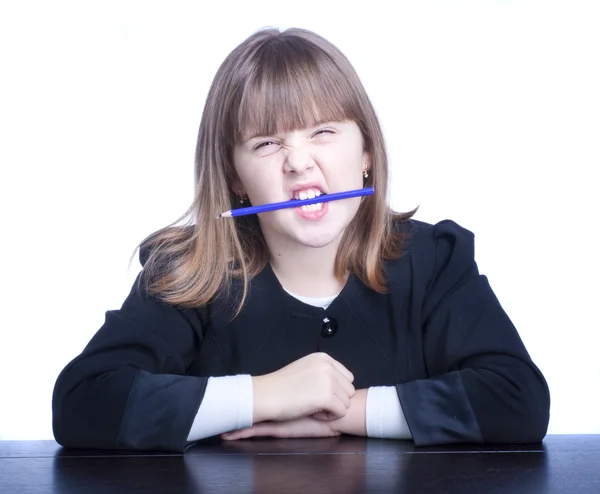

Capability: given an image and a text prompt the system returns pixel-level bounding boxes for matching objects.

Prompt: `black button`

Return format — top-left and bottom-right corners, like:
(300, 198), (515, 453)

(321, 316), (338, 337)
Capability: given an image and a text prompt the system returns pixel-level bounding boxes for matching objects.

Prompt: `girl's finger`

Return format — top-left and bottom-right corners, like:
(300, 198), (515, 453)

(222, 427), (255, 440)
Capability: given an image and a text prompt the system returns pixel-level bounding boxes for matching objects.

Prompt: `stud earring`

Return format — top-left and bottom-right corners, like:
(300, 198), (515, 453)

(363, 169), (369, 179)
(238, 190), (247, 205)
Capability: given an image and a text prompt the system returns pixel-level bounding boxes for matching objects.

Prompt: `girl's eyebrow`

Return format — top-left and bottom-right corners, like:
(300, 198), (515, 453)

(243, 120), (339, 142)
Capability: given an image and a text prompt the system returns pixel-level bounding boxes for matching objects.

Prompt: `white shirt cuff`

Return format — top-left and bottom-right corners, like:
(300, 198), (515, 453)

(366, 386), (412, 439)
(186, 374), (254, 441)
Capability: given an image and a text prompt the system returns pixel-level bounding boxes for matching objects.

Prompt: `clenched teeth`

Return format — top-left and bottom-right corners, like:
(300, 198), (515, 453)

(294, 188), (322, 200)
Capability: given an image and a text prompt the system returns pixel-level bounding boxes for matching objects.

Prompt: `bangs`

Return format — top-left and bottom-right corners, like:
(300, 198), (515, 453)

(233, 40), (361, 144)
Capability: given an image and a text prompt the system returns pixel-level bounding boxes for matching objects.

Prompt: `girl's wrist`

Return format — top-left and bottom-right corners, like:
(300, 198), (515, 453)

(332, 389), (368, 436)
(252, 375), (276, 423)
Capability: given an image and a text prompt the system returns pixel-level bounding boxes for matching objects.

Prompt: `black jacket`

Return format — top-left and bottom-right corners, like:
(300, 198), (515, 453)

(52, 219), (550, 451)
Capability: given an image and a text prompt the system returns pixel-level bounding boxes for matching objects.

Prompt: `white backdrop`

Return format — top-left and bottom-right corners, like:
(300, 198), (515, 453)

(1, 0), (598, 440)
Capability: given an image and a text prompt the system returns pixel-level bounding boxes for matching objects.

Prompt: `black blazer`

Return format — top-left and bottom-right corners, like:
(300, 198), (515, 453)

(52, 219), (550, 452)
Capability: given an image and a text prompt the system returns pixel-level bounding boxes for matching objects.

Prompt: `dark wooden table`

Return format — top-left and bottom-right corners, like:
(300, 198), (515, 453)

(1, 435), (598, 493)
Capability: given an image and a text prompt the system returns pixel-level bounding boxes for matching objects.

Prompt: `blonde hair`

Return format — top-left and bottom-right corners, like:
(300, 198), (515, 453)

(138, 27), (416, 317)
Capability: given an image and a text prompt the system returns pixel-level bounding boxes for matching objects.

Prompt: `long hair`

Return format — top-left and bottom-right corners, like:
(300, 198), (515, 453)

(138, 27), (417, 317)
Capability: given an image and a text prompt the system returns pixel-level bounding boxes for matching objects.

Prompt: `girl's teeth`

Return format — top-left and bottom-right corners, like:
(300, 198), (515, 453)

(300, 203), (323, 212)
(294, 189), (322, 200)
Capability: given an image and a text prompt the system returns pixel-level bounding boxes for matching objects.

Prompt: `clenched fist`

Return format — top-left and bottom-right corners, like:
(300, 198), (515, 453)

(252, 352), (355, 423)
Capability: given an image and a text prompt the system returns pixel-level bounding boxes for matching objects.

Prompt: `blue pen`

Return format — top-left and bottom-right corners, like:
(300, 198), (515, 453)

(218, 187), (374, 218)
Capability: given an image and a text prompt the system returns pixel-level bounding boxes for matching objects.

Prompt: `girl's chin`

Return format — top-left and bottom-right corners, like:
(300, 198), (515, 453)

(289, 227), (345, 249)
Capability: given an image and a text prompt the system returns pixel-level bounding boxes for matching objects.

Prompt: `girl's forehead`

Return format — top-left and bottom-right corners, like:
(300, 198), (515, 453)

(235, 96), (352, 144)
(228, 46), (362, 145)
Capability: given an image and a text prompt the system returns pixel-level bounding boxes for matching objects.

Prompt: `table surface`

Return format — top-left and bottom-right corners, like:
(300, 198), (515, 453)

(1, 435), (599, 493)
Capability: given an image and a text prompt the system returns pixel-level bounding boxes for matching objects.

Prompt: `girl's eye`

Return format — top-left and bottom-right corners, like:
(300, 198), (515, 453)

(254, 140), (278, 150)
(314, 129), (334, 137)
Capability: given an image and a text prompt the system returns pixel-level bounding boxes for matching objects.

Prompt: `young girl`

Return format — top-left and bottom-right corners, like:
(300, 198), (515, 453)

(52, 27), (550, 452)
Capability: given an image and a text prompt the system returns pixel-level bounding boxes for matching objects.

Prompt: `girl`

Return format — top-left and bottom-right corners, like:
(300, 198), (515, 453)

(52, 27), (550, 452)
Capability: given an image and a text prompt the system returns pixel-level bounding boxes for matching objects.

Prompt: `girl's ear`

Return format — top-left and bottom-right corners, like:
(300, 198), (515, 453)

(363, 151), (372, 174)
(230, 177), (245, 197)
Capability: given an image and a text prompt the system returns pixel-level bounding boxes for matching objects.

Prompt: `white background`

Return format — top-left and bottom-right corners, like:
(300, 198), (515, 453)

(0, 0), (598, 440)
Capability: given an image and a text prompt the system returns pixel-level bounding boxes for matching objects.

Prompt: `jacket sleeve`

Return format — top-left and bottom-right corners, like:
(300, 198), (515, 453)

(52, 268), (208, 452)
(396, 220), (550, 446)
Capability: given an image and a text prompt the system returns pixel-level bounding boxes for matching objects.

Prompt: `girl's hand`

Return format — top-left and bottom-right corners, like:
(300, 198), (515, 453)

(221, 415), (340, 440)
(252, 352), (355, 423)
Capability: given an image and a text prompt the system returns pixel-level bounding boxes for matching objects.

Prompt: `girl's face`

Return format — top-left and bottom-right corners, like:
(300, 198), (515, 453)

(232, 120), (369, 251)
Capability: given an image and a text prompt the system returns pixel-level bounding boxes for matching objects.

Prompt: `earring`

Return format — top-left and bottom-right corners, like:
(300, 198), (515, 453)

(238, 190), (247, 205)
(363, 169), (369, 179)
